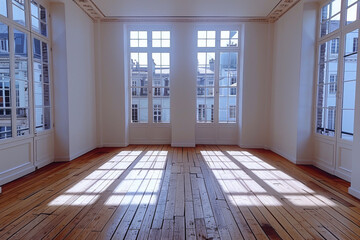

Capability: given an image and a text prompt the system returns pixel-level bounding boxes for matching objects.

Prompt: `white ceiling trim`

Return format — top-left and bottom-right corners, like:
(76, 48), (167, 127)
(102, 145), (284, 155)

(73, 0), (301, 23)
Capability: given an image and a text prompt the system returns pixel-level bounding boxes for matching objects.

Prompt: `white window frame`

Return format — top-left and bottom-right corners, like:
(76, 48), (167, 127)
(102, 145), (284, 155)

(315, 0), (360, 142)
(196, 28), (240, 124)
(128, 27), (171, 125)
(0, 0), (53, 143)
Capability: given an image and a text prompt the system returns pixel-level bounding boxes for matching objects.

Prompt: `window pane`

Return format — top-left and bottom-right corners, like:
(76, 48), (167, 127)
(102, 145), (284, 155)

(342, 109), (354, 139)
(0, 0), (7, 17)
(130, 31), (147, 48)
(197, 31), (216, 47)
(0, 24), (11, 140)
(346, 3), (357, 24)
(35, 107), (43, 130)
(329, 15), (340, 33)
(12, 0), (26, 26)
(331, 0), (341, 17)
(219, 52), (238, 123)
(0, 113), (12, 139)
(44, 107), (50, 129)
(220, 31), (238, 47)
(197, 52), (215, 123)
(17, 107), (29, 136)
(343, 81), (356, 109)
(341, 30), (357, 140)
(131, 52), (148, 123)
(317, 38), (339, 136)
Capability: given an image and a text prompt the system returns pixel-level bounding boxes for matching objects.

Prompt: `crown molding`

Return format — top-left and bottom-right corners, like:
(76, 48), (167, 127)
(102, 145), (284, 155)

(73, 0), (301, 23)
(102, 16), (269, 23)
(267, 0), (301, 22)
(73, 0), (105, 20)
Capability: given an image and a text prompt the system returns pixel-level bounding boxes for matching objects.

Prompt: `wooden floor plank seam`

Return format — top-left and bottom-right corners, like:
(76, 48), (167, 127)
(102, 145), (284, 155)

(0, 145), (360, 240)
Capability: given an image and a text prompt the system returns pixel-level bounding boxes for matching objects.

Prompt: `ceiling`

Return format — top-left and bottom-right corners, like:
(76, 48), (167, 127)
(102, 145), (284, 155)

(91, 0), (282, 18)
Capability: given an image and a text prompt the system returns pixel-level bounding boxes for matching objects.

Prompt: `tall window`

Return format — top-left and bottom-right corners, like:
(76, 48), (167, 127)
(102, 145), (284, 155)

(316, 0), (359, 141)
(130, 30), (171, 124)
(316, 39), (339, 136)
(0, 23), (11, 140)
(197, 30), (239, 123)
(14, 29), (29, 136)
(0, 0), (52, 141)
(341, 29), (358, 140)
(33, 38), (51, 131)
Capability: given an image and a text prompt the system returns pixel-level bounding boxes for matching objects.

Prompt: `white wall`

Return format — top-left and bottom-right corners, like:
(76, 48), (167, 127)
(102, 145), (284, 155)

(98, 22), (128, 147)
(270, 3), (304, 163)
(239, 22), (272, 148)
(297, 2), (317, 163)
(65, 1), (97, 159)
(51, 0), (97, 160)
(51, 2), (69, 160)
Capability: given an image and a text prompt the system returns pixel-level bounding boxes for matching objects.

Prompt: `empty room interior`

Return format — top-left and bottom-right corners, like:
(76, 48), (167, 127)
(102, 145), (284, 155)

(2, 0), (360, 239)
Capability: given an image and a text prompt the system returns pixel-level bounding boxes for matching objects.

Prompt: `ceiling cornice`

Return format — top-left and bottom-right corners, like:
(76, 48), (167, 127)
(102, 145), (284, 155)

(267, 0), (301, 22)
(73, 0), (301, 23)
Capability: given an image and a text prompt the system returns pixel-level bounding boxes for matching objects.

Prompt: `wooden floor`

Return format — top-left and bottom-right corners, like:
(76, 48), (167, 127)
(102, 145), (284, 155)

(0, 145), (360, 240)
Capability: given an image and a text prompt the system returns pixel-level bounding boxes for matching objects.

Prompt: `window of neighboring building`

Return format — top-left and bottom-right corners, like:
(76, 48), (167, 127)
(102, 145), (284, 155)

(353, 37), (358, 52)
(132, 104), (138, 123)
(198, 104), (206, 122)
(153, 104), (162, 123)
(329, 74), (337, 94)
(331, 38), (339, 54)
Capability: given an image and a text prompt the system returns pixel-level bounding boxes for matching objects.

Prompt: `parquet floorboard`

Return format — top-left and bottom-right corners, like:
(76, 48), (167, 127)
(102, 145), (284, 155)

(0, 145), (360, 239)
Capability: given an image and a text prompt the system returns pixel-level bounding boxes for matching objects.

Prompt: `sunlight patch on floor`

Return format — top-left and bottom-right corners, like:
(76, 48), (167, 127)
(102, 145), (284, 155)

(48, 149), (167, 207)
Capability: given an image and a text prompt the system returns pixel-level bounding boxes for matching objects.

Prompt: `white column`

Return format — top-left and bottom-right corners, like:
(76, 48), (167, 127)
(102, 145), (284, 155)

(171, 23), (197, 147)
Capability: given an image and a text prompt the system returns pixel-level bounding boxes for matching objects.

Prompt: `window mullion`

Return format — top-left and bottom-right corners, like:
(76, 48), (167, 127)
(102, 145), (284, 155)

(9, 25), (16, 137)
(29, 34), (34, 135)
(148, 45), (153, 124)
(214, 50), (220, 124)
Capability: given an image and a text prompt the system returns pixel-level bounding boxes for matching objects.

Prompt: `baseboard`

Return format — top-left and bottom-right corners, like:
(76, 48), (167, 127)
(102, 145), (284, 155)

(54, 157), (71, 162)
(102, 142), (129, 147)
(270, 147), (296, 164)
(70, 145), (97, 161)
(349, 187), (360, 199)
(197, 139), (237, 145)
(238, 144), (266, 149)
(35, 158), (54, 169)
(334, 170), (351, 182)
(296, 159), (313, 165)
(0, 163), (35, 186)
(130, 139), (171, 145)
(171, 142), (196, 147)
(312, 161), (335, 175)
